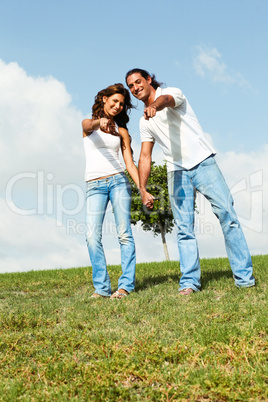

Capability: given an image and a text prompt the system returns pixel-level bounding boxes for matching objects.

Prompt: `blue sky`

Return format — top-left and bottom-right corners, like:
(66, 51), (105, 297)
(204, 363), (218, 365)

(0, 0), (267, 272)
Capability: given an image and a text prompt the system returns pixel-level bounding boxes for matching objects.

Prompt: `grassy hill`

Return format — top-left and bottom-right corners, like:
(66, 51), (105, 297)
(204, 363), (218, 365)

(0, 255), (267, 400)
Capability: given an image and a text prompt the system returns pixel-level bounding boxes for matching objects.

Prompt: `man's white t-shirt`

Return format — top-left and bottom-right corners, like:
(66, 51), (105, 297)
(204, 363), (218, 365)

(140, 86), (216, 172)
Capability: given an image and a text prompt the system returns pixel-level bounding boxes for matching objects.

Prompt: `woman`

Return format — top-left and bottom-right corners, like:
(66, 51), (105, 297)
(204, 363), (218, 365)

(82, 83), (139, 299)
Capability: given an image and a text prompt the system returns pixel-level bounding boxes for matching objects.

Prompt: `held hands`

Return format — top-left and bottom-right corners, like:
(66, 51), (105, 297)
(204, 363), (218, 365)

(140, 189), (155, 209)
(144, 105), (157, 120)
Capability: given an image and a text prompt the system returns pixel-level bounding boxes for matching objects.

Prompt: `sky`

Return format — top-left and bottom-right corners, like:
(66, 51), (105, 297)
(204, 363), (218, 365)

(0, 0), (267, 273)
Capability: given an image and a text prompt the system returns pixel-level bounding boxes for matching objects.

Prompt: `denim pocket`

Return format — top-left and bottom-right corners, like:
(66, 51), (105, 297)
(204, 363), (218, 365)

(86, 181), (98, 192)
(115, 174), (132, 197)
(115, 173), (129, 186)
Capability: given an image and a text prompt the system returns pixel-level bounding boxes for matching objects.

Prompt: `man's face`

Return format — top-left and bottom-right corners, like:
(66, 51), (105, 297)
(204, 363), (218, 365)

(126, 73), (153, 102)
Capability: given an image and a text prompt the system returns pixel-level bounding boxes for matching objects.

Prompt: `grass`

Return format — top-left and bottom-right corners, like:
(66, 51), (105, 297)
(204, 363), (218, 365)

(0, 255), (267, 401)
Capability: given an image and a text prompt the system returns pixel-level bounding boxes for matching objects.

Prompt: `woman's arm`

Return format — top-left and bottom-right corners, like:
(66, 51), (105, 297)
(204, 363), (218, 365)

(82, 118), (111, 137)
(119, 127), (139, 188)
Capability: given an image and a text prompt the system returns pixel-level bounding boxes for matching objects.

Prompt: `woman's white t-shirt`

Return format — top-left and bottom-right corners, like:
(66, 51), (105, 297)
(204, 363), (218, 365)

(83, 127), (124, 181)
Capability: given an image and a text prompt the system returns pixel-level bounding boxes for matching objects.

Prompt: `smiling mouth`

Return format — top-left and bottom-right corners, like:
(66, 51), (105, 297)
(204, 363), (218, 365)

(135, 89), (143, 97)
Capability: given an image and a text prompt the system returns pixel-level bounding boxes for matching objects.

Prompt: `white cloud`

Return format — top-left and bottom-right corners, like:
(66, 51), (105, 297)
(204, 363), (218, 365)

(193, 45), (251, 88)
(0, 199), (89, 273)
(0, 59), (88, 273)
(0, 59), (84, 189)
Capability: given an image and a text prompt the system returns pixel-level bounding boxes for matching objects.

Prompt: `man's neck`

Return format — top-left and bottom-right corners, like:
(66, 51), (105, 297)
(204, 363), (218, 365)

(144, 88), (157, 107)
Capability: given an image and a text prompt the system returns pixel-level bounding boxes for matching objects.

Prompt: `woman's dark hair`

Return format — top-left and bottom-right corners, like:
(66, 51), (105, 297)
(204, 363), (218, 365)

(92, 83), (133, 130)
(125, 68), (162, 90)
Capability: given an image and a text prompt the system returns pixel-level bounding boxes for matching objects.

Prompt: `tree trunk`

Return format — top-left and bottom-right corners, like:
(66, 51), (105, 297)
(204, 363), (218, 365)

(158, 220), (170, 261)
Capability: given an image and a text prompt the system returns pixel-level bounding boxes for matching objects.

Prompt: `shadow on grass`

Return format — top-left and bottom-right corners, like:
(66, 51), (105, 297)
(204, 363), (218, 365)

(201, 269), (233, 289)
(135, 269), (233, 292)
(135, 274), (179, 292)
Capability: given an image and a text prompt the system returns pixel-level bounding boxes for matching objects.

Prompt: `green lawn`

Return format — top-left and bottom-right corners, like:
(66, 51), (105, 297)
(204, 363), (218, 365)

(0, 255), (267, 401)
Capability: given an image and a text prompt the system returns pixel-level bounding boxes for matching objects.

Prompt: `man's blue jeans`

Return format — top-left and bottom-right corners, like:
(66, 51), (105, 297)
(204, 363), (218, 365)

(85, 173), (136, 296)
(167, 156), (255, 291)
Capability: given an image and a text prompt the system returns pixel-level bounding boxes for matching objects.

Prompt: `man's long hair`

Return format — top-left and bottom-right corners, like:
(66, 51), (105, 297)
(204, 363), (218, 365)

(92, 83), (133, 130)
(125, 68), (163, 89)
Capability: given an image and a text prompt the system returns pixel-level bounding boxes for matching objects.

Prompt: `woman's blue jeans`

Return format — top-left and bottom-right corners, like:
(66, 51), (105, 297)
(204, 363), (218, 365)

(167, 156), (255, 291)
(85, 173), (136, 296)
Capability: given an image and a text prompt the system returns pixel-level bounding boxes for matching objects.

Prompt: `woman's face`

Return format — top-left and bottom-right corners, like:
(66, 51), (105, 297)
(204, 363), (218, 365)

(103, 93), (125, 118)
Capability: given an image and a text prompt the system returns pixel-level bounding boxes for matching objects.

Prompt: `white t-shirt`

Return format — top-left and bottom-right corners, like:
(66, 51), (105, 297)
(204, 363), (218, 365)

(83, 127), (124, 181)
(140, 86), (216, 172)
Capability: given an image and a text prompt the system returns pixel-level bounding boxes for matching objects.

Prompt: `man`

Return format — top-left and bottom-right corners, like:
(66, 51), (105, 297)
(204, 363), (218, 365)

(125, 68), (255, 295)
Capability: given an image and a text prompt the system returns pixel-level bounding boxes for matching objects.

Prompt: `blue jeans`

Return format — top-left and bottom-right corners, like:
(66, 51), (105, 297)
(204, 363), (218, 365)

(85, 173), (136, 296)
(167, 156), (255, 291)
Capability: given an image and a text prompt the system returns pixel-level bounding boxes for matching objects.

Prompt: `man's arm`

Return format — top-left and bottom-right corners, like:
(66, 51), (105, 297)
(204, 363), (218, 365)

(138, 141), (155, 208)
(144, 95), (175, 120)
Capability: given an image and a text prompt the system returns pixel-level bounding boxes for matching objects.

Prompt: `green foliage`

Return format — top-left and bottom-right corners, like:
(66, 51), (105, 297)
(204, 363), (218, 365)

(126, 161), (174, 237)
(0, 256), (267, 400)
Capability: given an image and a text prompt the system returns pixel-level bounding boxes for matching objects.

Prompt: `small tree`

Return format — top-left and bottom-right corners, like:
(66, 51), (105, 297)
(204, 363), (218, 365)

(126, 162), (174, 261)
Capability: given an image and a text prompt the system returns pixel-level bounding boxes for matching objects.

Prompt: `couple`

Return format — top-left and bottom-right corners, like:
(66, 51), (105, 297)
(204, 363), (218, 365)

(82, 68), (255, 299)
